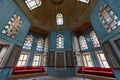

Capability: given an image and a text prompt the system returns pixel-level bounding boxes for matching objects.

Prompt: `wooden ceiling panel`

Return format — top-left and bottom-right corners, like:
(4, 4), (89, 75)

(14, 0), (98, 32)
(71, 21), (92, 33)
(30, 26), (49, 35)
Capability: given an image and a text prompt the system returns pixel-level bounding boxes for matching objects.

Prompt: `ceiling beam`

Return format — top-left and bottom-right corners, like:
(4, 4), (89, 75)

(30, 26), (49, 35)
(71, 21), (92, 33)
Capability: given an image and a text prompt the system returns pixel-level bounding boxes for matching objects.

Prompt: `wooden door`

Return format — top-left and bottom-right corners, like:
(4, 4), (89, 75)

(56, 52), (65, 69)
(49, 52), (54, 67)
(66, 51), (73, 67)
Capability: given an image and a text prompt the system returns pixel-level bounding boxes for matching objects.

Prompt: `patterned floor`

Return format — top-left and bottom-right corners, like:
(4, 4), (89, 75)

(18, 76), (91, 80)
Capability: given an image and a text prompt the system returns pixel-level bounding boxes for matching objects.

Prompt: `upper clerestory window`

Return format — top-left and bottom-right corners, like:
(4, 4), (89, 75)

(56, 13), (63, 25)
(25, 0), (42, 10)
(77, 0), (90, 4)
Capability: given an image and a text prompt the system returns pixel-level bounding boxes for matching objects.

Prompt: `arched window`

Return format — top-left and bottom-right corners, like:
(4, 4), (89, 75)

(74, 36), (80, 51)
(25, 0), (42, 10)
(77, 0), (90, 4)
(23, 35), (34, 50)
(1, 14), (22, 38)
(98, 4), (120, 33)
(90, 31), (100, 47)
(56, 34), (64, 48)
(36, 38), (44, 51)
(56, 13), (63, 25)
(79, 36), (88, 50)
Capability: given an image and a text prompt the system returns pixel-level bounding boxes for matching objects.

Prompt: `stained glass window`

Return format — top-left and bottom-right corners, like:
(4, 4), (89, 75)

(32, 54), (41, 66)
(83, 53), (93, 67)
(77, 0), (90, 4)
(74, 36), (80, 51)
(1, 14), (22, 38)
(44, 37), (48, 52)
(17, 53), (28, 66)
(56, 13), (63, 25)
(79, 36), (88, 50)
(56, 34), (64, 48)
(25, 0), (42, 10)
(36, 38), (44, 51)
(43, 53), (47, 66)
(98, 4), (120, 33)
(96, 50), (109, 68)
(76, 53), (82, 66)
(23, 35), (34, 50)
(90, 31), (100, 47)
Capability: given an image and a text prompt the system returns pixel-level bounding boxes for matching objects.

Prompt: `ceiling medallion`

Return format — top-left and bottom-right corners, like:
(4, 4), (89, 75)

(51, 0), (63, 4)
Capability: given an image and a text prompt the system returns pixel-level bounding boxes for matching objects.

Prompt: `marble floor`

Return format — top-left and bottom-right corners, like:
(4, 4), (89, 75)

(18, 76), (91, 80)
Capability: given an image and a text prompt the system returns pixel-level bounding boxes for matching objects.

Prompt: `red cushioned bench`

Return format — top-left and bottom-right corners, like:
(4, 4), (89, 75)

(12, 66), (45, 75)
(77, 66), (118, 78)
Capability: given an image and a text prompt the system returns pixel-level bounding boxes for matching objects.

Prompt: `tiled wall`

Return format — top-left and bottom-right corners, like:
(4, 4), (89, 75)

(48, 30), (75, 76)
(0, 0), (30, 46)
(90, 1), (120, 78)
(0, 0), (30, 80)
(50, 30), (72, 51)
(90, 0), (120, 44)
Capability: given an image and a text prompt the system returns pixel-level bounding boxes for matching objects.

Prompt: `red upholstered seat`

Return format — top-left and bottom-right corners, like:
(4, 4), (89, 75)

(12, 66), (45, 75)
(101, 68), (112, 72)
(14, 66), (26, 70)
(77, 66), (116, 78)
(26, 66), (34, 70)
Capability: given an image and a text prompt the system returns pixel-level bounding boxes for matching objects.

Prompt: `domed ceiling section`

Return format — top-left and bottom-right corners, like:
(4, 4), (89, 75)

(14, 0), (98, 31)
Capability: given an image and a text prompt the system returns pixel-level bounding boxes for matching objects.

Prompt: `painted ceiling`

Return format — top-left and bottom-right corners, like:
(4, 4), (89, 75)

(14, 0), (98, 32)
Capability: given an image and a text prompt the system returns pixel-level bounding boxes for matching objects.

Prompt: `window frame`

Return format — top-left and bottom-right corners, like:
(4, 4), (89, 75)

(74, 36), (80, 51)
(44, 37), (48, 52)
(83, 52), (93, 67)
(98, 4), (120, 33)
(23, 35), (34, 50)
(25, 0), (42, 10)
(77, 0), (90, 4)
(0, 45), (9, 66)
(96, 50), (110, 68)
(79, 36), (88, 51)
(42, 53), (47, 66)
(76, 52), (82, 66)
(32, 53), (42, 66)
(56, 34), (64, 49)
(56, 13), (63, 25)
(90, 31), (100, 48)
(1, 14), (22, 38)
(36, 38), (44, 51)
(16, 52), (29, 66)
